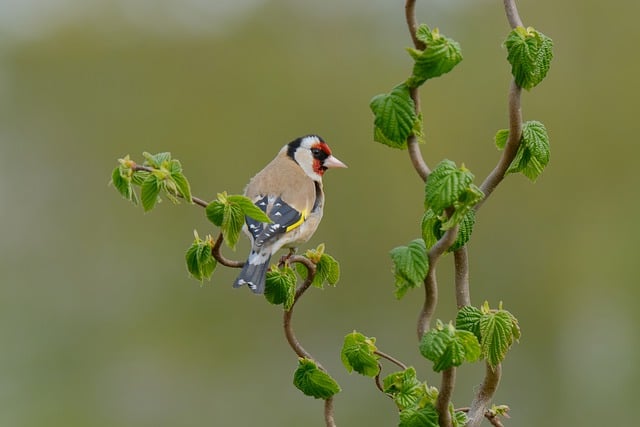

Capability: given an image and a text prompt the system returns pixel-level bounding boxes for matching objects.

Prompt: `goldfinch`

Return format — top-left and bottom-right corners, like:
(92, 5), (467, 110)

(233, 135), (347, 294)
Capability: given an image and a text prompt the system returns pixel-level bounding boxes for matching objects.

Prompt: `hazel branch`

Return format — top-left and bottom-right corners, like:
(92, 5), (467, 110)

(466, 363), (502, 427)
(435, 367), (456, 427)
(211, 234), (244, 268)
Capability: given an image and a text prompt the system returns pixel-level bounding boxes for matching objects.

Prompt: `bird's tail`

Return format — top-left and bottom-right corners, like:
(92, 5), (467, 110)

(233, 251), (272, 294)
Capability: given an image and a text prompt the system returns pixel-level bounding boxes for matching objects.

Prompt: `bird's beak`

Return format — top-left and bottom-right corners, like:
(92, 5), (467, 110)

(324, 155), (348, 169)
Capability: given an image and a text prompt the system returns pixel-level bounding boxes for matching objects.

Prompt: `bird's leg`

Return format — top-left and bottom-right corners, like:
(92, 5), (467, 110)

(278, 248), (297, 267)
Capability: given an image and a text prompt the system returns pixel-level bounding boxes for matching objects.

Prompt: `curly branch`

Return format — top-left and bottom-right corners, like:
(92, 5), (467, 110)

(374, 350), (408, 370)
(417, 225), (459, 339)
(211, 234), (244, 268)
(466, 363), (502, 427)
(435, 367), (456, 427)
(453, 247), (471, 308)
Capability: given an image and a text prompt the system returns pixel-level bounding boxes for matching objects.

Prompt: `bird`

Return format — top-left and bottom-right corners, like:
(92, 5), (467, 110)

(233, 135), (347, 294)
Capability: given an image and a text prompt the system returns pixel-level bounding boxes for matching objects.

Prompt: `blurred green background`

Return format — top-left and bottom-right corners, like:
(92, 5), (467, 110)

(1, 0), (637, 426)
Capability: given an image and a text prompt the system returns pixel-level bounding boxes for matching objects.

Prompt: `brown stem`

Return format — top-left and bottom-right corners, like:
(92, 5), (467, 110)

(417, 225), (459, 339)
(503, 0), (524, 28)
(456, 407), (507, 427)
(211, 234), (244, 268)
(374, 350), (408, 370)
(467, 363), (502, 427)
(405, 0), (426, 50)
(476, 81), (523, 210)
(324, 397), (337, 427)
(453, 247), (471, 308)
(435, 367), (456, 427)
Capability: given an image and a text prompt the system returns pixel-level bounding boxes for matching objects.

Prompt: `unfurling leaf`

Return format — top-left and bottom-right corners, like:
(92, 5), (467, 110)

(297, 245), (341, 288)
(407, 24), (462, 88)
(419, 320), (481, 372)
(390, 239), (429, 299)
(341, 331), (380, 377)
(293, 358), (341, 399)
(111, 165), (138, 205)
(422, 209), (476, 252)
(399, 405), (439, 427)
(264, 266), (296, 310)
(383, 367), (435, 411)
(497, 121), (550, 182)
(505, 26), (553, 90)
(370, 84), (420, 149)
(185, 231), (217, 281)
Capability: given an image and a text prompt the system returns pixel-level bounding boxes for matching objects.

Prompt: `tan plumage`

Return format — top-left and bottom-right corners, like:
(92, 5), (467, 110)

(234, 135), (346, 293)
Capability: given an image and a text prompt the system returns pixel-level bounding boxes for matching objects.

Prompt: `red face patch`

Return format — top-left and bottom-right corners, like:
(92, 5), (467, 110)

(311, 142), (332, 175)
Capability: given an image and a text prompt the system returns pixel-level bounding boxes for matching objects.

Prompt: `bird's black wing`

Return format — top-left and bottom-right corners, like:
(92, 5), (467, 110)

(245, 196), (304, 248)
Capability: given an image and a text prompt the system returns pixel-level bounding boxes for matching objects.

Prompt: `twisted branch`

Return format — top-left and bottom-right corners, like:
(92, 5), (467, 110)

(467, 364), (502, 427)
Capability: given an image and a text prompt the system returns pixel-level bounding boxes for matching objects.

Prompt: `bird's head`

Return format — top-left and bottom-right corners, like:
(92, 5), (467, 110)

(286, 135), (347, 181)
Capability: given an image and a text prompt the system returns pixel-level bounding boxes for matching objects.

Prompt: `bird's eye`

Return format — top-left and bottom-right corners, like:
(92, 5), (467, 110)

(311, 148), (321, 156)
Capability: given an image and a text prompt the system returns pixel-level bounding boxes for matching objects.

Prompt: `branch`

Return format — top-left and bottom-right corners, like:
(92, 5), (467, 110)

(405, 0), (431, 182)
(374, 350), (408, 370)
(435, 367), (456, 427)
(211, 234), (244, 268)
(453, 247), (471, 308)
(457, 406), (507, 427)
(417, 225), (459, 339)
(466, 363), (502, 427)
(282, 256), (337, 427)
(503, 0), (524, 28)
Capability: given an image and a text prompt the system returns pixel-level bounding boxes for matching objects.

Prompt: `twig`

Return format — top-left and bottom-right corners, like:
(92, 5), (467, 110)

(405, 0), (426, 50)
(453, 247), (471, 308)
(211, 234), (244, 268)
(417, 225), (459, 339)
(132, 163), (209, 208)
(283, 255), (336, 427)
(503, 0), (524, 28)
(457, 407), (507, 427)
(435, 367), (456, 427)
(374, 363), (386, 393)
(466, 363), (502, 427)
(374, 350), (408, 370)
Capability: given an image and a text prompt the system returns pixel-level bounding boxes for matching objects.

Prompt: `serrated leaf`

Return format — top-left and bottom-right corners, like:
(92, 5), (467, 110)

(451, 406), (468, 427)
(399, 405), (439, 427)
(504, 121), (550, 182)
(293, 358), (341, 400)
(185, 234), (217, 282)
(204, 193), (248, 249)
(419, 321), (481, 372)
(456, 305), (483, 342)
(479, 310), (520, 368)
(494, 128), (509, 150)
(425, 160), (472, 213)
(383, 367), (431, 410)
(390, 239), (428, 299)
(142, 151), (172, 169)
(370, 84), (418, 149)
(341, 331), (380, 377)
(227, 195), (272, 223)
(423, 209), (476, 252)
(140, 173), (161, 212)
(505, 26), (553, 90)
(421, 209), (440, 250)
(406, 25), (462, 88)
(264, 266), (296, 310)
(297, 252), (341, 288)
(170, 169), (192, 203)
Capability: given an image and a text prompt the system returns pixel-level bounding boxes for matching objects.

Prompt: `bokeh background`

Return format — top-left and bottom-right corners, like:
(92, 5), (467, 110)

(1, 0), (637, 426)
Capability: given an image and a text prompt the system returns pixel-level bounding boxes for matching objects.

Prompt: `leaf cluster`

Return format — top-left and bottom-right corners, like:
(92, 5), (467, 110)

(185, 231), (217, 282)
(111, 152), (193, 211)
(340, 331), (380, 377)
(419, 319), (481, 372)
(456, 302), (521, 368)
(295, 244), (340, 289)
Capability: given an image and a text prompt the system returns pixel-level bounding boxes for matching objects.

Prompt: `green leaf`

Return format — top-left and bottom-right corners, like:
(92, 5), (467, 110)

(383, 367), (434, 410)
(502, 121), (550, 182)
(422, 209), (476, 252)
(204, 193), (247, 249)
(264, 266), (296, 310)
(407, 25), (463, 88)
(168, 160), (192, 203)
(399, 405), (439, 427)
(451, 406), (468, 427)
(370, 84), (418, 149)
(296, 246), (341, 288)
(293, 358), (341, 399)
(227, 195), (272, 223)
(341, 331), (380, 377)
(140, 173), (162, 212)
(494, 128), (509, 150)
(425, 160), (472, 213)
(479, 307), (520, 368)
(185, 232), (217, 282)
(390, 239), (429, 299)
(419, 320), (481, 372)
(455, 305), (483, 342)
(505, 26), (553, 90)
(111, 166), (138, 204)
(142, 151), (172, 169)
